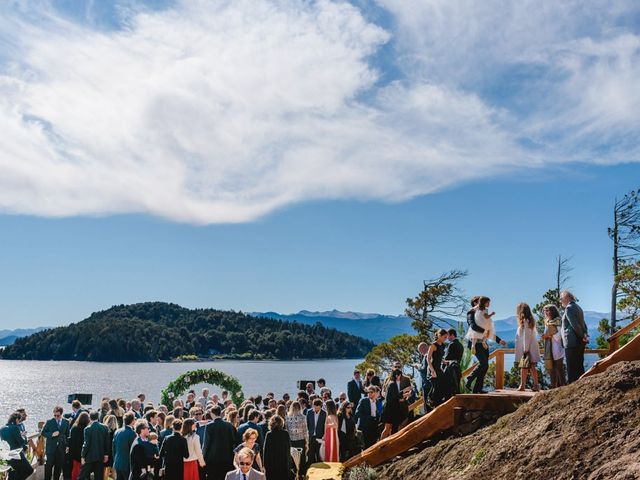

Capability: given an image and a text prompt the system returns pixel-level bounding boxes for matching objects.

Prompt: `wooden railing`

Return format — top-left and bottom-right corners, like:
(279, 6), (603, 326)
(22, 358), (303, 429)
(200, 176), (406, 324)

(409, 344), (610, 412)
(607, 317), (640, 353)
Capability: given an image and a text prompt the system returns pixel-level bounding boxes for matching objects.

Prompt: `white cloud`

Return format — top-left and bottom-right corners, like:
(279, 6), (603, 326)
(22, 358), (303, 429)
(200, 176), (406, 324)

(0, 0), (638, 223)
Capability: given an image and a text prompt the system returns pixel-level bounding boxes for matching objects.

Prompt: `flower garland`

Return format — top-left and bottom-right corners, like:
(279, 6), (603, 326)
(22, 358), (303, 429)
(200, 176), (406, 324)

(160, 369), (245, 407)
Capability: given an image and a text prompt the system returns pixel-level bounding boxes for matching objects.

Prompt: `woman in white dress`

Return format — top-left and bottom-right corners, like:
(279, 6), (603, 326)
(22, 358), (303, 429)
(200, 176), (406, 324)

(515, 303), (541, 391)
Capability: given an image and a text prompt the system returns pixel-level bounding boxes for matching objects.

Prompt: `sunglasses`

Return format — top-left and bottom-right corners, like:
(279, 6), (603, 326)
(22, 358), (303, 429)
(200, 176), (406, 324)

(238, 462), (252, 466)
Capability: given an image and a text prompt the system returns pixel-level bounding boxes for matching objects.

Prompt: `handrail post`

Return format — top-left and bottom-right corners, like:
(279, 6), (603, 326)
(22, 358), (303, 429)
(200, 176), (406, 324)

(495, 350), (505, 390)
(608, 337), (620, 355)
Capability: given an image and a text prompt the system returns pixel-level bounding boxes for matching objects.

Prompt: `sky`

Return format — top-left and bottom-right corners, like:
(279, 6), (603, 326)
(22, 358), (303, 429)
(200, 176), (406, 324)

(0, 0), (639, 329)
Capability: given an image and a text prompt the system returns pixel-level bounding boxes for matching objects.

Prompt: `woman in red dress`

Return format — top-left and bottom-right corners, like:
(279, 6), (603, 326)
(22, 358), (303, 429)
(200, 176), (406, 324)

(182, 418), (205, 480)
(323, 400), (339, 462)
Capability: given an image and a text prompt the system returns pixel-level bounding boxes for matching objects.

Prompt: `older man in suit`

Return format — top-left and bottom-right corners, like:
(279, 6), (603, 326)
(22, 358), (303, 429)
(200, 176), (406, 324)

(112, 412), (136, 480)
(78, 410), (110, 480)
(561, 290), (588, 383)
(356, 387), (380, 449)
(42, 406), (70, 480)
(224, 448), (265, 480)
(202, 407), (236, 480)
(305, 398), (326, 466)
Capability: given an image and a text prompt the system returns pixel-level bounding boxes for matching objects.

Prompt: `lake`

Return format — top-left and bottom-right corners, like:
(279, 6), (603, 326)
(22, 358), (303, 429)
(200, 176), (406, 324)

(0, 358), (363, 431)
(0, 354), (601, 432)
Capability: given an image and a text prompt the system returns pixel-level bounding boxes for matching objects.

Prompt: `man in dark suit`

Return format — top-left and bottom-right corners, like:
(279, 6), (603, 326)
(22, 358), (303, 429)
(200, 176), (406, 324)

(202, 406), (235, 480)
(129, 420), (152, 480)
(347, 370), (365, 405)
(42, 406), (70, 480)
(356, 387), (380, 449)
(78, 410), (110, 480)
(236, 410), (263, 447)
(159, 420), (189, 480)
(112, 412), (136, 480)
(305, 398), (326, 466)
(561, 290), (588, 383)
(443, 328), (464, 396)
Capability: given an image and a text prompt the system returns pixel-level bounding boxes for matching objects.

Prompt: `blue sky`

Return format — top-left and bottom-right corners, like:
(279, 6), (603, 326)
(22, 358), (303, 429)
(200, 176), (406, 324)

(1, 1), (639, 328)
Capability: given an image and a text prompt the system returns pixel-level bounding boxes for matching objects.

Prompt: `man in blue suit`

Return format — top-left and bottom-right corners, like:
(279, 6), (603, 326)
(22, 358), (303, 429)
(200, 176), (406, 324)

(112, 412), (137, 480)
(305, 399), (326, 466)
(78, 411), (110, 480)
(561, 290), (589, 383)
(237, 410), (263, 447)
(356, 387), (380, 449)
(41, 406), (70, 480)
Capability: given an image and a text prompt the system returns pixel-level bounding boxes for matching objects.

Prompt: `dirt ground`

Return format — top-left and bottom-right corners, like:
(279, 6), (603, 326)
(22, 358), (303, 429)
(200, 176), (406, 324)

(376, 361), (640, 480)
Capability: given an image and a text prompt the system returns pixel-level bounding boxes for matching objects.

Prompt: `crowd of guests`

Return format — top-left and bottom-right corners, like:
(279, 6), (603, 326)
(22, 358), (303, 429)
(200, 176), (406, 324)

(0, 291), (590, 480)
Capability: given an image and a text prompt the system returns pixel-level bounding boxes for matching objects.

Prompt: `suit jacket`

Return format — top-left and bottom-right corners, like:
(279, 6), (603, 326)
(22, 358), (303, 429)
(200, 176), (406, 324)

(81, 421), (110, 463)
(129, 438), (152, 480)
(112, 425), (136, 471)
(224, 468), (265, 480)
(305, 409), (326, 440)
(41, 418), (70, 459)
(347, 379), (365, 404)
(562, 302), (587, 348)
(160, 433), (189, 480)
(355, 398), (379, 432)
(444, 339), (464, 362)
(202, 418), (235, 466)
(0, 423), (25, 450)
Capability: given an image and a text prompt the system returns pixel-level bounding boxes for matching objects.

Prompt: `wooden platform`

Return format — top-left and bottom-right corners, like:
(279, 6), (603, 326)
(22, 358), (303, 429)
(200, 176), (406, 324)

(343, 389), (536, 470)
(305, 462), (343, 480)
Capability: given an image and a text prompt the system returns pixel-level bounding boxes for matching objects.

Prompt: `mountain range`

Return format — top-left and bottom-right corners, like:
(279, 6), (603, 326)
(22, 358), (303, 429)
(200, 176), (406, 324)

(0, 309), (611, 348)
(251, 309), (611, 344)
(0, 327), (48, 346)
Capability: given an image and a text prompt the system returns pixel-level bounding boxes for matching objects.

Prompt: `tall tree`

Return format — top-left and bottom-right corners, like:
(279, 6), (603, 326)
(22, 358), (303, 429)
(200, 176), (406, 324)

(533, 255), (572, 329)
(405, 269), (468, 341)
(608, 188), (640, 331)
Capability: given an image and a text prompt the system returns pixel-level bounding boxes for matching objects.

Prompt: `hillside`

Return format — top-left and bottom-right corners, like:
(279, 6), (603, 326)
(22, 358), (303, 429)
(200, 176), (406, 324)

(0, 302), (374, 362)
(376, 361), (640, 479)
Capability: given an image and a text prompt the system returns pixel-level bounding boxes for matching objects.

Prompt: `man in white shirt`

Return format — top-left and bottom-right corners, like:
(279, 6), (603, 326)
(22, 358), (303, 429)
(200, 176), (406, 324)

(355, 387), (380, 449)
(224, 448), (264, 480)
(198, 388), (210, 409)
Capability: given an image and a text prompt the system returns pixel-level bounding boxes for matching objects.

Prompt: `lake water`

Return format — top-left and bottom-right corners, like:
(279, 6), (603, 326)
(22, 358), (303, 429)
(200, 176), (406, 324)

(0, 358), (362, 431)
(0, 354), (601, 433)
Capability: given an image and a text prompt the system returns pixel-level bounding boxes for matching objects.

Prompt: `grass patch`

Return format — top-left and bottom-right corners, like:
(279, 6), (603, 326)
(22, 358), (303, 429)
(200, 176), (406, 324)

(470, 448), (487, 466)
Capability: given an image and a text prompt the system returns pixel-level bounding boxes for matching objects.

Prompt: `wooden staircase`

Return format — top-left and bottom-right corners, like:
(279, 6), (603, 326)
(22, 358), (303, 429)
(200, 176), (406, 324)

(342, 389), (534, 470)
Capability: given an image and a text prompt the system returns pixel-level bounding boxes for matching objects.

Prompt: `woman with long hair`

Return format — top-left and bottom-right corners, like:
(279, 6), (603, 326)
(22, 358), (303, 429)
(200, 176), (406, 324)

(380, 369), (408, 439)
(103, 414), (118, 480)
(263, 415), (291, 480)
(322, 400), (339, 462)
(337, 401), (358, 461)
(285, 401), (308, 476)
(69, 412), (90, 480)
(515, 302), (541, 391)
(541, 304), (566, 388)
(427, 329), (449, 406)
(181, 418), (205, 480)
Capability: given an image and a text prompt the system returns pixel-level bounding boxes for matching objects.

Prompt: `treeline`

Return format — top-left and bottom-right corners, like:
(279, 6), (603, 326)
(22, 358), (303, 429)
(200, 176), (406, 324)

(0, 302), (374, 362)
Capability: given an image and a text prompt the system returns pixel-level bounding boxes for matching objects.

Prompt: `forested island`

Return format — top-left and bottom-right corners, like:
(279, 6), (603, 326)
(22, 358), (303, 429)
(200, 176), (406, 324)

(0, 302), (374, 361)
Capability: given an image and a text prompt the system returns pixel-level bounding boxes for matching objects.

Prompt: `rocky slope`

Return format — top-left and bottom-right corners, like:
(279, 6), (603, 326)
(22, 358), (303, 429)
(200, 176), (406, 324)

(377, 361), (640, 480)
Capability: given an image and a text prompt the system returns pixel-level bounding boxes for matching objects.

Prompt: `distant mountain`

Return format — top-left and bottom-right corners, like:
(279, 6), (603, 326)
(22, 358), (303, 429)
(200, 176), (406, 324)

(252, 309), (612, 343)
(251, 310), (415, 344)
(1, 303), (374, 361)
(0, 327), (49, 346)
